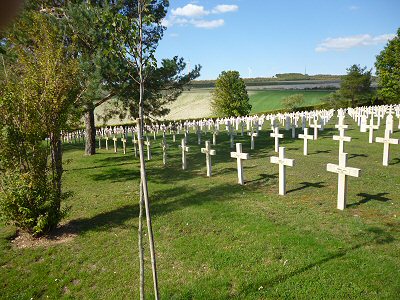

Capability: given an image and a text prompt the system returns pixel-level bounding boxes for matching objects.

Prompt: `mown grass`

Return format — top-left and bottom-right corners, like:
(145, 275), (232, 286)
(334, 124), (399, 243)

(249, 90), (332, 113)
(1, 115), (399, 299)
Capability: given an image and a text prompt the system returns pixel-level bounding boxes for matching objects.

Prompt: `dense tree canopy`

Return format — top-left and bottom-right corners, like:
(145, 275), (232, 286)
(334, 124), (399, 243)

(211, 70), (252, 117)
(339, 64), (372, 107)
(375, 28), (400, 104)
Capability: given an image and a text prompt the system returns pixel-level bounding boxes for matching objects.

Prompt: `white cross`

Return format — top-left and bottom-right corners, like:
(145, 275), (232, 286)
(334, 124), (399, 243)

(365, 116), (379, 143)
(310, 118), (322, 139)
(386, 114), (394, 134)
(144, 136), (151, 160)
(212, 130), (219, 146)
(132, 133), (138, 157)
(248, 128), (258, 150)
(327, 152), (361, 210)
(201, 141), (216, 177)
(298, 128), (314, 156)
(105, 136), (109, 150)
(228, 124), (236, 149)
(270, 147), (295, 195)
(270, 127), (283, 152)
(160, 139), (169, 165)
(196, 127), (202, 145)
(121, 138), (127, 155)
(230, 143), (250, 185)
(112, 136), (118, 153)
(98, 136), (102, 149)
(333, 130), (351, 155)
(180, 138), (190, 170)
(375, 129), (399, 166)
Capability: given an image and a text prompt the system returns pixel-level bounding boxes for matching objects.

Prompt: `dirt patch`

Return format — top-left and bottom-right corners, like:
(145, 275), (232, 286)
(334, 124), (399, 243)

(11, 225), (77, 249)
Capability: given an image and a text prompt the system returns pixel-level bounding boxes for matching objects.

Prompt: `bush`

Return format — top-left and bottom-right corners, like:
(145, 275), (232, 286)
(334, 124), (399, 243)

(282, 93), (305, 111)
(0, 169), (68, 236)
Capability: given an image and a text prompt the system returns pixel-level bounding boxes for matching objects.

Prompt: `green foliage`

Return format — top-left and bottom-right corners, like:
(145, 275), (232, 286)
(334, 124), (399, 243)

(211, 70), (252, 117)
(282, 93), (305, 111)
(339, 64), (372, 107)
(0, 13), (79, 235)
(375, 28), (400, 104)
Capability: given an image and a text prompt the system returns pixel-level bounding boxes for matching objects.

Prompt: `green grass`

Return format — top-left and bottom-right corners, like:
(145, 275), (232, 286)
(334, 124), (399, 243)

(249, 90), (332, 113)
(1, 116), (399, 299)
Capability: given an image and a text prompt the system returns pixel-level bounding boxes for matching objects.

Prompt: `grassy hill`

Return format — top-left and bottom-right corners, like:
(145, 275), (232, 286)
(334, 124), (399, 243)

(1, 115), (399, 299)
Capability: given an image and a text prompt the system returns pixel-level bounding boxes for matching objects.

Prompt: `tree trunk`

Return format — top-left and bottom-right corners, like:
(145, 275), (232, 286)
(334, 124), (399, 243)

(138, 179), (145, 300)
(85, 103), (96, 155)
(50, 133), (63, 209)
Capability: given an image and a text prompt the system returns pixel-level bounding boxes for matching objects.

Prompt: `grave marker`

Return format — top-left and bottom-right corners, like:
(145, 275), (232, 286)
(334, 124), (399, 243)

(270, 127), (284, 152)
(327, 152), (361, 210)
(113, 136), (118, 153)
(230, 143), (249, 185)
(144, 136), (152, 160)
(180, 138), (189, 170)
(298, 128), (314, 155)
(201, 141), (216, 177)
(375, 129), (399, 166)
(270, 147), (295, 195)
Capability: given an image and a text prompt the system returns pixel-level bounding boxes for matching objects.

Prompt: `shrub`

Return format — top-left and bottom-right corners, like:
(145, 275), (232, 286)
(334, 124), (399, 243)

(282, 93), (305, 111)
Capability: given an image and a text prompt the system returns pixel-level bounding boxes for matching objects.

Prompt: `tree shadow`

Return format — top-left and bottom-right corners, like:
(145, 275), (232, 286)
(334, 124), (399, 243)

(238, 226), (394, 296)
(56, 183), (242, 235)
(348, 192), (391, 207)
(287, 181), (326, 194)
(65, 162), (134, 172)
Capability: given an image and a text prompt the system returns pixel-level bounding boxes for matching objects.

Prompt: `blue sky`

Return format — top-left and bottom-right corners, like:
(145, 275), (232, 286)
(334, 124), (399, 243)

(156, 0), (400, 80)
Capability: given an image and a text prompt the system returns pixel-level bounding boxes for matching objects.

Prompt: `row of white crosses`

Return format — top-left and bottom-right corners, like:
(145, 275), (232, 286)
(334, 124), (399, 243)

(348, 105), (400, 166)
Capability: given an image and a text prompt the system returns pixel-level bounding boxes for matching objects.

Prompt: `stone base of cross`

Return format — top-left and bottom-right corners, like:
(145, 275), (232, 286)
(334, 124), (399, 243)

(270, 147), (294, 195)
(327, 152), (361, 210)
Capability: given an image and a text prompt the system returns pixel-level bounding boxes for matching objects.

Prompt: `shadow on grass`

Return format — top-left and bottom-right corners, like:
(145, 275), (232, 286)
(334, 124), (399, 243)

(58, 183), (242, 235)
(238, 226), (395, 297)
(65, 162), (134, 172)
(310, 149), (332, 155)
(348, 192), (391, 207)
(246, 173), (278, 185)
(349, 153), (368, 160)
(287, 181), (326, 194)
(389, 158), (400, 165)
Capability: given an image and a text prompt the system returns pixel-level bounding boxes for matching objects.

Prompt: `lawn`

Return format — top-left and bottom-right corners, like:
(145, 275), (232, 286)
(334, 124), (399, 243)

(249, 90), (332, 113)
(1, 115), (399, 299)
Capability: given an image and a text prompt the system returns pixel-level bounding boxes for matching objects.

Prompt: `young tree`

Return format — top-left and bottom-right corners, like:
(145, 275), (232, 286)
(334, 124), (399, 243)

(282, 93), (305, 111)
(211, 70), (252, 117)
(375, 28), (400, 104)
(34, 1), (200, 156)
(339, 64), (372, 107)
(0, 13), (80, 235)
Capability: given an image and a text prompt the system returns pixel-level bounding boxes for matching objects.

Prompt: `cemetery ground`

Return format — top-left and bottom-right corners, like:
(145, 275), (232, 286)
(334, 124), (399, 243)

(1, 116), (399, 299)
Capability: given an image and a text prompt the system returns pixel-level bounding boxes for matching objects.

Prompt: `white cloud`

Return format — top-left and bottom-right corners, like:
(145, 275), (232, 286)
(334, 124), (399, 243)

(212, 4), (239, 14)
(349, 5), (359, 11)
(165, 3), (237, 29)
(172, 4), (209, 17)
(192, 19), (224, 29)
(315, 33), (395, 52)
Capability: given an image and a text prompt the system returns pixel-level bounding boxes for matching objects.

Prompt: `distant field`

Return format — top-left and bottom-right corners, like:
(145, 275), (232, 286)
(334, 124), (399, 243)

(249, 90), (332, 113)
(95, 89), (333, 124)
